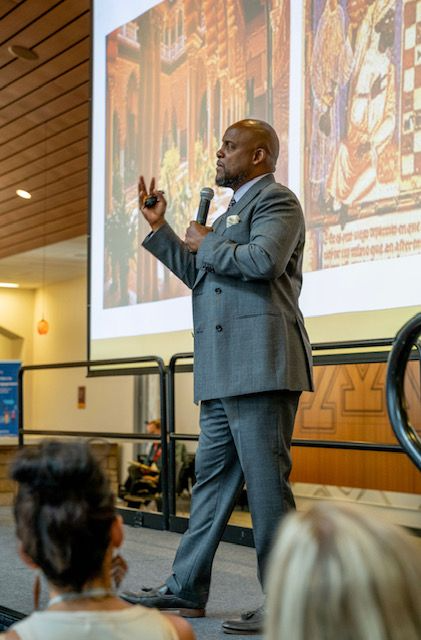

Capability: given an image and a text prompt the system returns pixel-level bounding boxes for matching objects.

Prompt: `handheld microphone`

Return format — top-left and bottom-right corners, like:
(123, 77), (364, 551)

(196, 187), (214, 225)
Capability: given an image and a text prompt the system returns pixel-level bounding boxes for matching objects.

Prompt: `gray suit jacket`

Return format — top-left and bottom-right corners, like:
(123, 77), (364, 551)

(143, 174), (313, 402)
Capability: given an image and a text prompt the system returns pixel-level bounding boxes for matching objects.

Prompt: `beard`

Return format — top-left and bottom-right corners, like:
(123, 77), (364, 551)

(215, 169), (249, 189)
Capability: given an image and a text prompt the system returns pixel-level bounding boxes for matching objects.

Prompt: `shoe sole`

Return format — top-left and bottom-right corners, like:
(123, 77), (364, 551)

(160, 607), (205, 618)
(222, 628), (262, 635)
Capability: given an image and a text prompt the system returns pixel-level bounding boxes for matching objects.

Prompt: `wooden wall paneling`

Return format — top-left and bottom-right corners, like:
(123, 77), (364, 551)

(291, 447), (421, 493)
(293, 361), (421, 492)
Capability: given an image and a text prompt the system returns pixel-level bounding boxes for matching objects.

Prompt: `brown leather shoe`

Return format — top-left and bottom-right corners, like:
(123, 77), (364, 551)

(222, 605), (264, 635)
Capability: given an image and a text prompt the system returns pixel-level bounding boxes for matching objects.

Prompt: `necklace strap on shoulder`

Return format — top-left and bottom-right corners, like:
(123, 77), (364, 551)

(48, 587), (115, 608)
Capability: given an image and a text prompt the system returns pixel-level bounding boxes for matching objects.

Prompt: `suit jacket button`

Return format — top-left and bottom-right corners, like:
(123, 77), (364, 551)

(216, 325), (223, 332)
(215, 287), (222, 294)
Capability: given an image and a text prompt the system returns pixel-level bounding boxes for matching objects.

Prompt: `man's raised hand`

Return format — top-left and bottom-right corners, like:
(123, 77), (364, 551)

(138, 175), (167, 232)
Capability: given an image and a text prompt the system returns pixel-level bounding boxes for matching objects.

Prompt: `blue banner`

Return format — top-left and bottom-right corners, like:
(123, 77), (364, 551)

(0, 361), (20, 437)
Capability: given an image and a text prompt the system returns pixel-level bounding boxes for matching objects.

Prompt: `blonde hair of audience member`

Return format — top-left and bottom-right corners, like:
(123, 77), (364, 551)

(266, 503), (421, 640)
(1, 440), (194, 640)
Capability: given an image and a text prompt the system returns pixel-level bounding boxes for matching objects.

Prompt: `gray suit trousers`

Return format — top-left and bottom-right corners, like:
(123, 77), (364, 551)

(166, 390), (300, 605)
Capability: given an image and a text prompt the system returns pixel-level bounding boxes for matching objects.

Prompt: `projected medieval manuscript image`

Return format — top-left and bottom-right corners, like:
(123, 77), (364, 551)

(303, 0), (421, 273)
(103, 0), (291, 309)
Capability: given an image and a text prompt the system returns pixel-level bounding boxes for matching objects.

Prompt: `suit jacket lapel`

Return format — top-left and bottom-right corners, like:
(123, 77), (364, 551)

(193, 174), (275, 287)
(219, 174), (275, 235)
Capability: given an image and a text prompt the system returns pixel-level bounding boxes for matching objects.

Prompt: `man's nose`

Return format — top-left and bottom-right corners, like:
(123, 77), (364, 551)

(216, 147), (223, 158)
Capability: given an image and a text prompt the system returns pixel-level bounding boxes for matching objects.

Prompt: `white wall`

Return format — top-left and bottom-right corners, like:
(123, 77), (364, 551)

(32, 277), (86, 363)
(0, 288), (35, 362)
(25, 276), (135, 438)
(0, 333), (20, 360)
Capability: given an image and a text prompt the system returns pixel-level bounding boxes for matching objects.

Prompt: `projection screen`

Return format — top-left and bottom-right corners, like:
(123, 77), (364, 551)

(90, 0), (421, 361)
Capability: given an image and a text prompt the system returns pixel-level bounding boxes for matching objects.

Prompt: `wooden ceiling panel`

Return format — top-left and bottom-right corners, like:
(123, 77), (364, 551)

(0, 204), (87, 241)
(0, 210), (86, 246)
(0, 219), (88, 259)
(0, 39), (90, 103)
(1, 84), (89, 143)
(0, 156), (88, 209)
(0, 178), (88, 222)
(0, 1), (89, 64)
(0, 119), (88, 173)
(0, 103), (88, 158)
(0, 2), (25, 22)
(0, 195), (88, 232)
(0, 168), (88, 212)
(0, 0), (91, 259)
(0, 60), (90, 125)
(44, 153), (88, 183)
(1, 139), (88, 190)
(0, 0), (62, 50)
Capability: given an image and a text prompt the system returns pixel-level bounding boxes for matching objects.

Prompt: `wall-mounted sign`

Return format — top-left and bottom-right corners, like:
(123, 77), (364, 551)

(0, 361), (20, 437)
(78, 386), (86, 409)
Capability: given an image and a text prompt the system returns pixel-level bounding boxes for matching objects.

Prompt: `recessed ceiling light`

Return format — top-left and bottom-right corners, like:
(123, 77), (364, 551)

(8, 45), (39, 60)
(16, 189), (31, 199)
(0, 282), (19, 288)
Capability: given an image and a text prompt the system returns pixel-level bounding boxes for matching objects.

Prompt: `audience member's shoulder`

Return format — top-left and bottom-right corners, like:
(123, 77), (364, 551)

(0, 631), (20, 639)
(166, 614), (196, 640)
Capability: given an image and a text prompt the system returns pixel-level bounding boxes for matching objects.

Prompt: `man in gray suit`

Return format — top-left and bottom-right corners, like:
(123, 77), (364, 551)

(122, 119), (313, 634)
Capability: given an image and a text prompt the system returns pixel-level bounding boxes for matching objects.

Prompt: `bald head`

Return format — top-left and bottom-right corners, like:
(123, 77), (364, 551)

(215, 119), (280, 190)
(230, 119), (280, 171)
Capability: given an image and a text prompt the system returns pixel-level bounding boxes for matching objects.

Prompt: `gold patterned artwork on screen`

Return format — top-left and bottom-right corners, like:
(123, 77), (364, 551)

(303, 0), (421, 272)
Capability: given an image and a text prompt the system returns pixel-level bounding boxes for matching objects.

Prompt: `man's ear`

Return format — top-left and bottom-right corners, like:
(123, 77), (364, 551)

(252, 148), (266, 165)
(18, 543), (39, 570)
(110, 514), (124, 549)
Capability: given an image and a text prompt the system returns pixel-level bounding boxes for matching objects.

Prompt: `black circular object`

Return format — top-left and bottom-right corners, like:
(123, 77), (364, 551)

(386, 312), (421, 471)
(143, 195), (158, 208)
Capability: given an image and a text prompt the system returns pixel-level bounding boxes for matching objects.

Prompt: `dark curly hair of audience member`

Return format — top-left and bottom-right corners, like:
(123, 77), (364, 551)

(11, 440), (115, 592)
